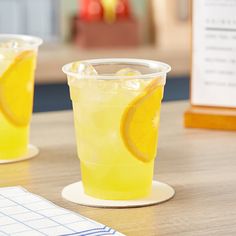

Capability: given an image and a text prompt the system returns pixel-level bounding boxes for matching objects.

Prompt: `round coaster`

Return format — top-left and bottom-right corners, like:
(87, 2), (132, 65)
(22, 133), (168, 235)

(0, 145), (39, 164)
(62, 181), (175, 208)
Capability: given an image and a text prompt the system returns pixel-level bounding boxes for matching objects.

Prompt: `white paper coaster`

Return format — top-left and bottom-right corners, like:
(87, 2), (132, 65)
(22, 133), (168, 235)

(62, 181), (175, 208)
(0, 144), (39, 164)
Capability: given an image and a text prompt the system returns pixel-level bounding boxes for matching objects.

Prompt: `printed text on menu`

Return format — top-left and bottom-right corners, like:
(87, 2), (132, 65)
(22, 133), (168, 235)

(192, 0), (236, 107)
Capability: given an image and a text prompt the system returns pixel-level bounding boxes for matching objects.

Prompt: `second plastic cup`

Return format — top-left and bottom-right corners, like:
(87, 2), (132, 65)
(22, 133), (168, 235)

(0, 34), (42, 160)
(63, 58), (171, 200)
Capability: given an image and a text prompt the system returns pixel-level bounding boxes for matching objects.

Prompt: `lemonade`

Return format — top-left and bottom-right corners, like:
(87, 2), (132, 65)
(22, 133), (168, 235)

(0, 35), (42, 160)
(63, 59), (171, 200)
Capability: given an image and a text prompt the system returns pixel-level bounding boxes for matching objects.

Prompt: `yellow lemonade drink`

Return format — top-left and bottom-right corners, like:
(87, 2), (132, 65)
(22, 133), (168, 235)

(63, 59), (171, 200)
(0, 35), (42, 160)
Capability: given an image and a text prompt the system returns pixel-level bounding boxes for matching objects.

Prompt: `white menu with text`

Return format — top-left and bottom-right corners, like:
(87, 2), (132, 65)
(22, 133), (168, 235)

(192, 0), (236, 107)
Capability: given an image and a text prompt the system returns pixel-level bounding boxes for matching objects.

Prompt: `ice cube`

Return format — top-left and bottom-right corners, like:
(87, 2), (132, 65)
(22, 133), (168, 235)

(123, 80), (140, 90)
(70, 61), (97, 76)
(0, 39), (26, 49)
(116, 68), (141, 90)
(116, 68), (141, 76)
(0, 41), (21, 75)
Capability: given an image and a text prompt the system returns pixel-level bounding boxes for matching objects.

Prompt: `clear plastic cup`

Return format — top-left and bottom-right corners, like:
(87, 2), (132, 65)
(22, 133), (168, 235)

(0, 34), (42, 160)
(63, 58), (171, 200)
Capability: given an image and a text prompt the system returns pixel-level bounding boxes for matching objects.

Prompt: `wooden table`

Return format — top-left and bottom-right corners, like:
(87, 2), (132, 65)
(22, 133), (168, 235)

(1, 101), (236, 236)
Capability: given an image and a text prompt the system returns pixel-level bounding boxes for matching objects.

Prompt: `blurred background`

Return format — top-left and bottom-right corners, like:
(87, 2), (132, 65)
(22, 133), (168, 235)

(0, 0), (191, 112)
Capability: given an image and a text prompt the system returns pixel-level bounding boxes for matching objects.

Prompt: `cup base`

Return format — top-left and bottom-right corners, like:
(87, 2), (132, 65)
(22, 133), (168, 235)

(61, 180), (175, 208)
(0, 144), (39, 164)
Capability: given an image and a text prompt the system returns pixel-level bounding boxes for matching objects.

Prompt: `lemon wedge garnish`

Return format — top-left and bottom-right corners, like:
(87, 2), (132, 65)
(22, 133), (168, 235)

(120, 79), (164, 162)
(0, 50), (36, 126)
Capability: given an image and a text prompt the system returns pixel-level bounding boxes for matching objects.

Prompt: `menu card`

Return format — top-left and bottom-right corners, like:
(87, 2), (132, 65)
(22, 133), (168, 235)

(191, 0), (236, 107)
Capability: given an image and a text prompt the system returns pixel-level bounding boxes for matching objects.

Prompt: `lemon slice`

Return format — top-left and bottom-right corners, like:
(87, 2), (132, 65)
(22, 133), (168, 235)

(0, 50), (36, 126)
(120, 79), (164, 162)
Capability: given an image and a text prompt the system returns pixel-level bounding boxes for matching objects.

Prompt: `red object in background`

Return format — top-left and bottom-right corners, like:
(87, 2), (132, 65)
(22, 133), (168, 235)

(116, 0), (131, 20)
(79, 0), (87, 19)
(79, 0), (103, 21)
(73, 0), (138, 48)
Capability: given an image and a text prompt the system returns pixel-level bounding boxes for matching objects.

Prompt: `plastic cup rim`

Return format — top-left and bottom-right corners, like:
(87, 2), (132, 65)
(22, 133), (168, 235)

(0, 34), (43, 49)
(62, 58), (171, 80)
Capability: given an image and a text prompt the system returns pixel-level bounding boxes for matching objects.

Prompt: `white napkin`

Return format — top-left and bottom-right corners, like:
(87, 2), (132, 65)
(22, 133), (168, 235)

(0, 186), (125, 236)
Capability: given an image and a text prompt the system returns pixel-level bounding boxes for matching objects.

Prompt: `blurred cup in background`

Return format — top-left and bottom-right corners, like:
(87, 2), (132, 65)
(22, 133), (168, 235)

(0, 34), (42, 161)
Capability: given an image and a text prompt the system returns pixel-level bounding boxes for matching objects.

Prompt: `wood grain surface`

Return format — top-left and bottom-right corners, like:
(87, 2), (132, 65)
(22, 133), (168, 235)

(1, 101), (236, 236)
